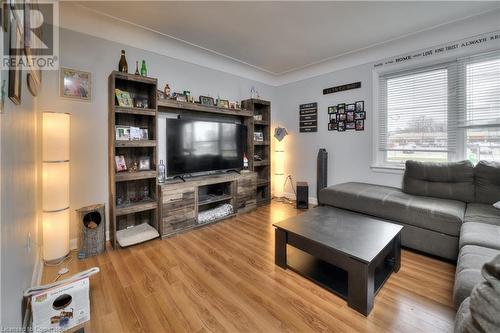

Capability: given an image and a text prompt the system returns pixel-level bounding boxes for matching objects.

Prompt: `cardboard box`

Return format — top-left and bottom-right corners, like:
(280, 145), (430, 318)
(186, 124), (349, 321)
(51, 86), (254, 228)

(31, 277), (90, 332)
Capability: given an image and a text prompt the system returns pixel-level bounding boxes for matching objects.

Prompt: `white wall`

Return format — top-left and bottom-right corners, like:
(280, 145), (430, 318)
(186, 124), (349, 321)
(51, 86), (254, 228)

(273, 12), (500, 201)
(38, 28), (275, 243)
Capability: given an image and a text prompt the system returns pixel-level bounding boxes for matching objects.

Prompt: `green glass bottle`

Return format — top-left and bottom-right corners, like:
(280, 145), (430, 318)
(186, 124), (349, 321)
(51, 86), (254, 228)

(140, 60), (147, 76)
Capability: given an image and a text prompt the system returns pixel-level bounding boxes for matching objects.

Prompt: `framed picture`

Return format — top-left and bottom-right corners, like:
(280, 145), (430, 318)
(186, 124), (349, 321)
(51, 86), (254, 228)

(328, 106), (337, 114)
(138, 157), (150, 171)
(337, 103), (346, 113)
(355, 119), (365, 131)
(8, 12), (22, 105)
(115, 126), (130, 141)
(355, 100), (364, 112)
(346, 104), (355, 112)
(229, 101), (236, 109)
(329, 113), (336, 123)
(346, 122), (356, 130)
(254, 131), (264, 142)
(175, 93), (187, 102)
(354, 111), (366, 120)
(115, 155), (127, 172)
(140, 128), (149, 140)
(129, 126), (142, 141)
(218, 99), (229, 108)
(24, 0), (42, 97)
(338, 121), (346, 132)
(115, 89), (133, 107)
(346, 111), (354, 122)
(60, 67), (91, 101)
(328, 122), (338, 131)
(338, 113), (346, 121)
(199, 95), (214, 106)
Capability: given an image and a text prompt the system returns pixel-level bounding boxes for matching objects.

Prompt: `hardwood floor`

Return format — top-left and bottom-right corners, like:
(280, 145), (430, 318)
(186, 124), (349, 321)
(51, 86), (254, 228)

(43, 201), (456, 333)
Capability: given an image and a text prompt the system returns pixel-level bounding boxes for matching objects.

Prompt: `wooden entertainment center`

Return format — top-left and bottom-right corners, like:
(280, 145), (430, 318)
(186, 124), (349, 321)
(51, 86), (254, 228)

(108, 71), (271, 247)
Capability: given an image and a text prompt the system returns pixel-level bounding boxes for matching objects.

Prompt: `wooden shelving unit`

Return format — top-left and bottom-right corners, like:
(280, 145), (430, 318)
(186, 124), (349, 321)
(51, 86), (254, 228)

(108, 71), (160, 248)
(242, 99), (271, 206)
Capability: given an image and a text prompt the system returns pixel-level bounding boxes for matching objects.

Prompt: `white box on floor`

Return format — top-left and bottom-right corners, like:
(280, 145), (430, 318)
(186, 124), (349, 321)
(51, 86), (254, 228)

(31, 277), (90, 332)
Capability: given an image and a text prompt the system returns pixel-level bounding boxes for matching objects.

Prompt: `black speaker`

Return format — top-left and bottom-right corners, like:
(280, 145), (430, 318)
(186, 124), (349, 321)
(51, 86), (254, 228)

(317, 148), (328, 200)
(296, 181), (309, 209)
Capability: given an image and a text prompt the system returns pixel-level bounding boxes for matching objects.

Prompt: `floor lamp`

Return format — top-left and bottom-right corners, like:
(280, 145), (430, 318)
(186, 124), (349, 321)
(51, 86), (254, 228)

(274, 127), (288, 202)
(42, 112), (70, 263)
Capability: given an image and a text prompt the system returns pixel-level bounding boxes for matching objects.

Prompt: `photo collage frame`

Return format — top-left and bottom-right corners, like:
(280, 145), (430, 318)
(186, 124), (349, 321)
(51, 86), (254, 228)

(328, 100), (365, 132)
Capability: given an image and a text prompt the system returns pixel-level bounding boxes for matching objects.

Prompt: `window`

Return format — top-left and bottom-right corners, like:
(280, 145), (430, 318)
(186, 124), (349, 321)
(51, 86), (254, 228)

(378, 51), (500, 165)
(463, 56), (500, 163)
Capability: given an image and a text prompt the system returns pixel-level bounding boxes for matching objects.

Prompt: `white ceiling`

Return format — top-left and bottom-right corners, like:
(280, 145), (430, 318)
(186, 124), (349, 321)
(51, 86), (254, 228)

(77, 1), (500, 75)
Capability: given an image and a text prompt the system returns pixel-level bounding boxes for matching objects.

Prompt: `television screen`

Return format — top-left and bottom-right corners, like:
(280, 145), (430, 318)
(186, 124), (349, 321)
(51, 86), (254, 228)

(166, 118), (244, 177)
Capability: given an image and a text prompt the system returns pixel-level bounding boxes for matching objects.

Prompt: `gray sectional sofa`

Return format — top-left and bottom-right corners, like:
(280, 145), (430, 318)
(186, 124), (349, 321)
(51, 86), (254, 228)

(318, 160), (500, 320)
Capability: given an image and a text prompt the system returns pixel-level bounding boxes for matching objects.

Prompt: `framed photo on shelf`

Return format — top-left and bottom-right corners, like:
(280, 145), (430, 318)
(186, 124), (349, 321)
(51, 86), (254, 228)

(138, 157), (150, 170)
(218, 99), (229, 108)
(355, 100), (364, 112)
(254, 132), (264, 142)
(115, 89), (132, 107)
(115, 126), (130, 141)
(129, 126), (142, 141)
(199, 95), (214, 106)
(115, 155), (127, 172)
(140, 128), (149, 140)
(60, 67), (91, 101)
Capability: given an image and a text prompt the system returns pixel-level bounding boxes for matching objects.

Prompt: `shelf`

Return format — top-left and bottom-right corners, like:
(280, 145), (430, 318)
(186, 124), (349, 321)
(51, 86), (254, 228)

(253, 160), (270, 167)
(198, 194), (233, 206)
(254, 141), (270, 146)
(112, 71), (157, 85)
(254, 120), (270, 125)
(115, 106), (156, 116)
(158, 99), (254, 117)
(115, 140), (156, 148)
(115, 170), (157, 182)
(257, 179), (270, 187)
(116, 200), (157, 216)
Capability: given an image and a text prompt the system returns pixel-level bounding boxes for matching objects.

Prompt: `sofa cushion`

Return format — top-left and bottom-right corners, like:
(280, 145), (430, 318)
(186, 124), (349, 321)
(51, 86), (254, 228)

(403, 160), (475, 202)
(453, 245), (499, 308)
(318, 182), (465, 236)
(474, 160), (500, 204)
(454, 297), (471, 333)
(460, 222), (500, 251)
(465, 203), (500, 226)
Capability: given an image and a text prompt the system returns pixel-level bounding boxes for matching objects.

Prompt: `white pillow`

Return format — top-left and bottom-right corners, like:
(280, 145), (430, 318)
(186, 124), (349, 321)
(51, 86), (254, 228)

(494, 201), (500, 210)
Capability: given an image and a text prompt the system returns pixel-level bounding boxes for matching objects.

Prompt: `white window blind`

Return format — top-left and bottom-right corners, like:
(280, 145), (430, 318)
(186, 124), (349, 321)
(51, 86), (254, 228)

(378, 64), (458, 163)
(378, 50), (500, 165)
(459, 51), (500, 162)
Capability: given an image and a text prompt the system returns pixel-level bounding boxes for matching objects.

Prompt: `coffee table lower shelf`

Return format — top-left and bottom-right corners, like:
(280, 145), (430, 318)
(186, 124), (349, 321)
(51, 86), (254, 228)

(287, 246), (395, 301)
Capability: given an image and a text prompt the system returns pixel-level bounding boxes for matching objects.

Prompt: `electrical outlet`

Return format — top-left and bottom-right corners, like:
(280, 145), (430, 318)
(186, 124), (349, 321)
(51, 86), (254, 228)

(27, 232), (32, 253)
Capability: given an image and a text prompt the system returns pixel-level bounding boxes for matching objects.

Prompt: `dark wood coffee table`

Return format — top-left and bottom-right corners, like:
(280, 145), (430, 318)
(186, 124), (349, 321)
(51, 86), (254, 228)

(273, 206), (403, 316)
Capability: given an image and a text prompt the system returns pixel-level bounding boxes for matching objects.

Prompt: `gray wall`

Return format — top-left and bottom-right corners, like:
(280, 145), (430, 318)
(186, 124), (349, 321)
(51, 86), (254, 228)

(0, 60), (38, 326)
(38, 28), (275, 242)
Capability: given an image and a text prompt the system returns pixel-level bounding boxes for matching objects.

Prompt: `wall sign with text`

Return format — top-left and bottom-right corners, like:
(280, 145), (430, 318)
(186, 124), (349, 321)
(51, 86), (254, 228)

(299, 103), (318, 133)
(323, 82), (361, 95)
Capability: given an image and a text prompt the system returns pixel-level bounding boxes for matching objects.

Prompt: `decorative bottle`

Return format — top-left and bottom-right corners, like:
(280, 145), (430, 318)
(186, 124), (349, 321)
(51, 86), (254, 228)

(140, 60), (147, 76)
(118, 50), (128, 73)
(158, 160), (166, 183)
(243, 154), (249, 169)
(134, 61), (139, 75)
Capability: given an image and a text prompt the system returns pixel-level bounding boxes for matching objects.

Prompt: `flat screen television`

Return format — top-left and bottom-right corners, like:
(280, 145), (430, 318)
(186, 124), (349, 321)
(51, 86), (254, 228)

(166, 118), (244, 177)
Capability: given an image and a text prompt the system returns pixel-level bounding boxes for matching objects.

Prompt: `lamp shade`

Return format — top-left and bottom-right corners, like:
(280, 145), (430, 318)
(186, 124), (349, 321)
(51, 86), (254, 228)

(43, 112), (70, 161)
(42, 161), (69, 211)
(42, 209), (70, 261)
(42, 112), (70, 262)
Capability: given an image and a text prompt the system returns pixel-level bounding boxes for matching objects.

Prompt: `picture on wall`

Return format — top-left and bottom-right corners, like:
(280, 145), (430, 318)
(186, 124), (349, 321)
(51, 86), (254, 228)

(299, 102), (318, 133)
(8, 12), (22, 105)
(328, 100), (366, 132)
(60, 67), (91, 101)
